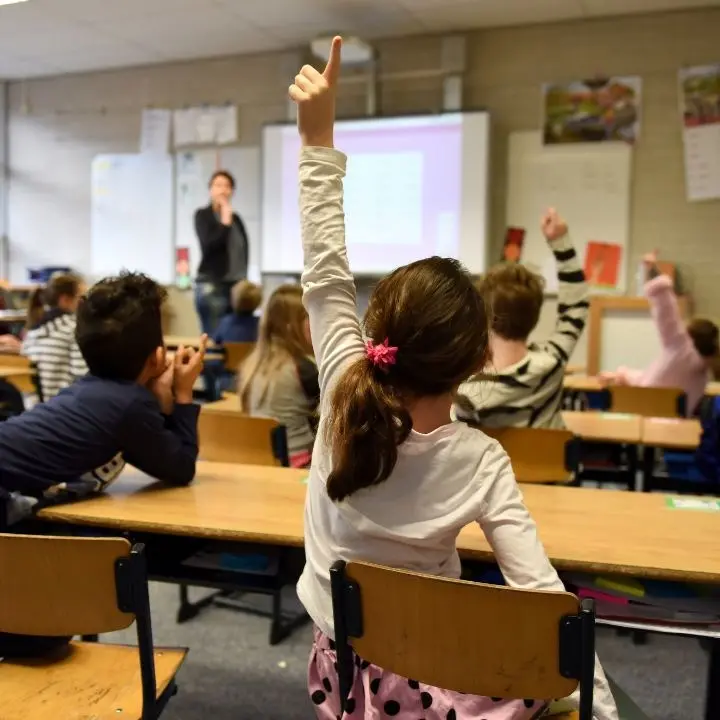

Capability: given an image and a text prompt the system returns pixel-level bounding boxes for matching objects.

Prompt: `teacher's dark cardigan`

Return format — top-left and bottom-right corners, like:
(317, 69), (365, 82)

(194, 205), (249, 282)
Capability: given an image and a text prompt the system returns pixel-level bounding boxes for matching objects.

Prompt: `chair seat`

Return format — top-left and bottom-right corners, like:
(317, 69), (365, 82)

(0, 640), (187, 720)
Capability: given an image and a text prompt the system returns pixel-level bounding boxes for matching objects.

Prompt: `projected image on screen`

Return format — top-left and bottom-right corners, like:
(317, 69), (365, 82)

(262, 112), (489, 275)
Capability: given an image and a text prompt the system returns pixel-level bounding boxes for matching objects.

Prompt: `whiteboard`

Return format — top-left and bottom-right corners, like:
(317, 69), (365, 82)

(175, 146), (261, 282)
(506, 131), (633, 293)
(91, 154), (174, 284)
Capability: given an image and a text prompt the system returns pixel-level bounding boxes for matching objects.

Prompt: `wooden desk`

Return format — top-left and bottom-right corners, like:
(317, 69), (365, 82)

(641, 417), (702, 450)
(0, 367), (33, 380)
(0, 309), (26, 323)
(564, 365), (585, 376)
(563, 375), (604, 392)
(202, 394), (241, 414)
(707, 382), (720, 398)
(39, 463), (720, 584)
(165, 335), (215, 349)
(562, 411), (641, 444)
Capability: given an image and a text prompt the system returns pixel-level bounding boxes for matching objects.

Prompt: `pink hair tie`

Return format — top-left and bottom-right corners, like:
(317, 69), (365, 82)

(365, 338), (398, 372)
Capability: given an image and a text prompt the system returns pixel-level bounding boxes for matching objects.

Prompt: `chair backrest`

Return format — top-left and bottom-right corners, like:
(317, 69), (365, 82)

(480, 426), (579, 484)
(609, 385), (686, 418)
(331, 561), (595, 720)
(0, 534), (134, 636)
(199, 409), (289, 466)
(224, 342), (255, 371)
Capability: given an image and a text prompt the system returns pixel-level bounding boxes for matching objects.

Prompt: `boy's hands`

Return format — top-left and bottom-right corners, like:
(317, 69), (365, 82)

(149, 359), (175, 415)
(541, 208), (568, 243)
(173, 334), (208, 404)
(288, 35), (342, 148)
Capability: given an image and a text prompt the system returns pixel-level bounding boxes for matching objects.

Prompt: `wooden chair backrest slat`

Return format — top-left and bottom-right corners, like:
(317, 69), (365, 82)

(345, 562), (580, 699)
(479, 426), (576, 484)
(199, 410), (281, 466)
(0, 534), (133, 636)
(224, 342), (255, 371)
(609, 386), (685, 418)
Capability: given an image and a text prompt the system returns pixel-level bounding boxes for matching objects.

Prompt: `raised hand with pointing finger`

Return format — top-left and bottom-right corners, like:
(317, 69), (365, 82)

(288, 36), (342, 148)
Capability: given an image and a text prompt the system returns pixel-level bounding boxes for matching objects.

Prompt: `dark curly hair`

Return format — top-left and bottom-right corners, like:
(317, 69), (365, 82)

(76, 271), (167, 380)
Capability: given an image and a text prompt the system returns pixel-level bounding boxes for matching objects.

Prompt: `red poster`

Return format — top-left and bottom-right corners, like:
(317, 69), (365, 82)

(584, 241), (622, 288)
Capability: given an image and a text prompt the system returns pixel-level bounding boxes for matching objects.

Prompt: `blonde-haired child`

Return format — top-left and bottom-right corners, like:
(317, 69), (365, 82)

(238, 284), (318, 467)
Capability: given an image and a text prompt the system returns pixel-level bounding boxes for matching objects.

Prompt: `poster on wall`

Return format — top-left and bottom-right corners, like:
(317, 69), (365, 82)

(542, 76), (642, 145)
(500, 227), (526, 263)
(584, 241), (622, 289)
(176, 247), (191, 289)
(173, 105), (238, 148)
(678, 64), (720, 202)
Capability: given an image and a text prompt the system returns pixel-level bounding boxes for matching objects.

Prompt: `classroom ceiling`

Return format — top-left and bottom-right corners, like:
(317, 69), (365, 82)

(0, 0), (718, 79)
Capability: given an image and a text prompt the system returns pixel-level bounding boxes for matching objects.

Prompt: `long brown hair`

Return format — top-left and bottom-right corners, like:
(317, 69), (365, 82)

(326, 257), (490, 503)
(26, 273), (83, 329)
(238, 284), (312, 409)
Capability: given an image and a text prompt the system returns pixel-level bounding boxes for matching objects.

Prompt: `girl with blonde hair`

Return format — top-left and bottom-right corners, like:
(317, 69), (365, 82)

(238, 283), (318, 467)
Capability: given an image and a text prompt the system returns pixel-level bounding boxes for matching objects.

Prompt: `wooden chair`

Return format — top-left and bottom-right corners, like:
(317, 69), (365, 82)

(179, 410), (300, 643)
(198, 409), (288, 466)
(607, 385), (686, 418)
(480, 426), (580, 484)
(0, 535), (186, 720)
(222, 341), (255, 371)
(331, 561), (596, 720)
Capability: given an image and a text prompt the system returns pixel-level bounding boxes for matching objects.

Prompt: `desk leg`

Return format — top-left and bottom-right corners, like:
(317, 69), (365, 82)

(626, 444), (639, 491)
(706, 638), (720, 720)
(640, 445), (654, 493)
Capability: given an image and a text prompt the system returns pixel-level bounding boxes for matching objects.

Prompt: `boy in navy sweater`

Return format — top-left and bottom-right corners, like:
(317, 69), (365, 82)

(0, 271), (207, 527)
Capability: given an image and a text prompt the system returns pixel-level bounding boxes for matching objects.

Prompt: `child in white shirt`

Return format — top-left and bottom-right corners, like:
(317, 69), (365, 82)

(290, 37), (618, 720)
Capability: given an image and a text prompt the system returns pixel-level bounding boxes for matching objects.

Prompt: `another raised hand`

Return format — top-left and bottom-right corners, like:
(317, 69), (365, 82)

(541, 208), (568, 244)
(288, 36), (342, 148)
(173, 334), (208, 404)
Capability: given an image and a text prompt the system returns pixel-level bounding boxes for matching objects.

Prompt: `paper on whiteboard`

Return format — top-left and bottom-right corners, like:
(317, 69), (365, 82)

(172, 105), (238, 147)
(215, 105), (238, 144)
(682, 125), (720, 201)
(140, 108), (171, 154)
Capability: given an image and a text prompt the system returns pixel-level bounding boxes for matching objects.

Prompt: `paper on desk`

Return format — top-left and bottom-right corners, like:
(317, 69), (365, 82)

(666, 496), (720, 512)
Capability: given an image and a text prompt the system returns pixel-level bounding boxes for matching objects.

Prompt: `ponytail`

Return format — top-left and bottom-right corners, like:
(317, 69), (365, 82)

(325, 358), (412, 502)
(26, 288), (45, 329)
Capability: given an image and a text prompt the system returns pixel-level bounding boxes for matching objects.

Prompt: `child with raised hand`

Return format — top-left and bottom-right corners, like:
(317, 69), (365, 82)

(22, 272), (88, 399)
(289, 38), (618, 720)
(599, 250), (718, 415)
(455, 209), (588, 429)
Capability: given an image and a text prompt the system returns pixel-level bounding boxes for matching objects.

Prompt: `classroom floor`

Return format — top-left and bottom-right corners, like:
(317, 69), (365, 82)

(108, 583), (709, 720)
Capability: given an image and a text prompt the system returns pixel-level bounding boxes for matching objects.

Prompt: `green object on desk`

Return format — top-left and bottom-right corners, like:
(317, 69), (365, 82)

(666, 496), (720, 511)
(300, 475), (309, 485)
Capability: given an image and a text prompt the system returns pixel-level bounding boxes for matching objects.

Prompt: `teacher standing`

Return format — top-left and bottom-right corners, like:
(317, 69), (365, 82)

(194, 169), (249, 335)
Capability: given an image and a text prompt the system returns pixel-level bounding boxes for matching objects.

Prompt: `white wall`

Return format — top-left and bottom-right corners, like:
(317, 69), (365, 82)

(6, 8), (720, 325)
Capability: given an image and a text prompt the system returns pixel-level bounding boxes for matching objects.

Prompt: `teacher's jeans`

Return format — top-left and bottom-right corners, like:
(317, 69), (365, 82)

(194, 281), (232, 337)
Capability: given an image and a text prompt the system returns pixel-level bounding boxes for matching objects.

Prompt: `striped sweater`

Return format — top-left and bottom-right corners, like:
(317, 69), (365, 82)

(22, 309), (88, 399)
(455, 234), (589, 429)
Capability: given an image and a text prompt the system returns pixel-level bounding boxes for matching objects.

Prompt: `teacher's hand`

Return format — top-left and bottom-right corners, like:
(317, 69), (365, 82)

(219, 198), (233, 226)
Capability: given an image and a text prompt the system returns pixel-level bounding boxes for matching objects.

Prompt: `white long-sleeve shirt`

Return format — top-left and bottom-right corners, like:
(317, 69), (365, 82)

(295, 146), (617, 720)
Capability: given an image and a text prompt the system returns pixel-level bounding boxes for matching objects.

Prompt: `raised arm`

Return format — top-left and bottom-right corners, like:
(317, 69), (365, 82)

(478, 449), (619, 720)
(644, 265), (687, 350)
(291, 38), (365, 401)
(540, 210), (589, 364)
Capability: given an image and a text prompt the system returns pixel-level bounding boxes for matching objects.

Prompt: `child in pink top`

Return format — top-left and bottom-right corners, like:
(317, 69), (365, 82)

(601, 252), (719, 415)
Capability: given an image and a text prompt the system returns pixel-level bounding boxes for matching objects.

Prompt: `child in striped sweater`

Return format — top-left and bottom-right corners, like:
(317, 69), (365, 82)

(22, 273), (88, 399)
(455, 211), (589, 429)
